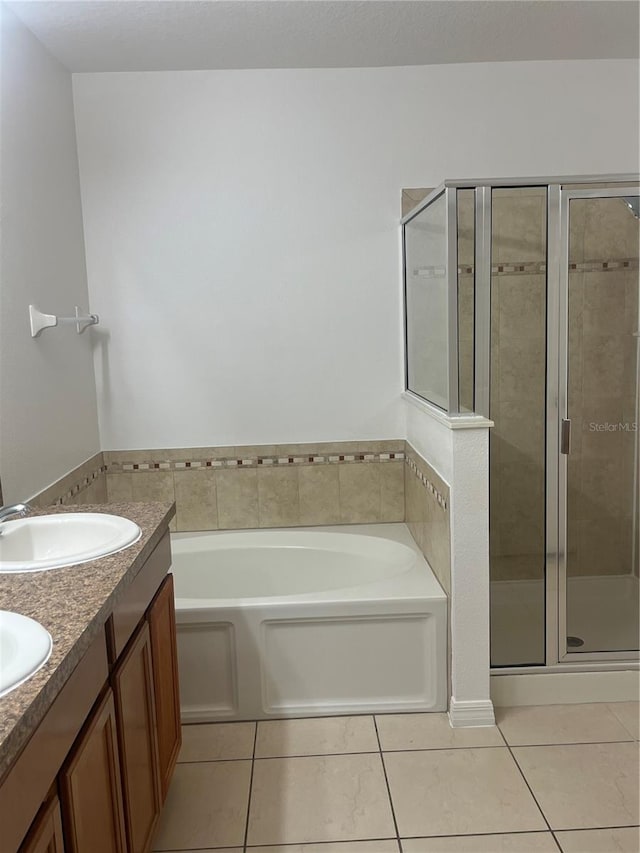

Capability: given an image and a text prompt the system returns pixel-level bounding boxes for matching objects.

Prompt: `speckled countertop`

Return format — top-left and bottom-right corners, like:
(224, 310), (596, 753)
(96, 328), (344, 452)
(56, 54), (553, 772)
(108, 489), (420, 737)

(0, 501), (175, 780)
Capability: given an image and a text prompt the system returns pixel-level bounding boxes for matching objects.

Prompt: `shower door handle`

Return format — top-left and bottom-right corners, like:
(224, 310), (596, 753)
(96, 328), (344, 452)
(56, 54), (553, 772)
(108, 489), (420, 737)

(561, 419), (571, 455)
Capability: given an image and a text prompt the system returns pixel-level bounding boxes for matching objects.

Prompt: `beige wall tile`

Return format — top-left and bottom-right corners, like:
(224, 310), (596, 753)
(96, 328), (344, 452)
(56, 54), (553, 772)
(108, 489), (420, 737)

(174, 469), (218, 531)
(31, 451), (105, 506)
(583, 271), (627, 335)
(498, 275), (545, 342)
(338, 463), (381, 523)
(106, 472), (134, 502)
(492, 191), (547, 264)
(258, 466), (300, 527)
(298, 465), (340, 525)
(67, 475), (108, 506)
(402, 187), (431, 218)
(131, 470), (175, 502)
(582, 335), (625, 398)
(582, 196), (640, 261)
(235, 445), (276, 458)
(380, 462), (405, 522)
(216, 468), (258, 530)
(404, 445), (451, 596)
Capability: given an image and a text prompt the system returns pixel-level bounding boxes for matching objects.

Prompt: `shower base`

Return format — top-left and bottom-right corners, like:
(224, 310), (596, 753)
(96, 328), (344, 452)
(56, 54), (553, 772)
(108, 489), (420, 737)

(491, 574), (639, 666)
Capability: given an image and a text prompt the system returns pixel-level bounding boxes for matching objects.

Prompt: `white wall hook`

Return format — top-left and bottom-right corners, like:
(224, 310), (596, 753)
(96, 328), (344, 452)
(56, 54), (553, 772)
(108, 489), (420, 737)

(29, 305), (99, 338)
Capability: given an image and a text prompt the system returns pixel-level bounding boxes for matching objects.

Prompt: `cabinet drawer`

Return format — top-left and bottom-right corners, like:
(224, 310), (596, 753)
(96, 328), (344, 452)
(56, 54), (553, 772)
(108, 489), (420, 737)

(107, 531), (171, 661)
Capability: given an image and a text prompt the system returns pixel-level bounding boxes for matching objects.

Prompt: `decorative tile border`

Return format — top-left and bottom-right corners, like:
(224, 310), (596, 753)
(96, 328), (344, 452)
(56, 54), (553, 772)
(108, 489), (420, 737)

(406, 456), (447, 511)
(568, 258), (639, 273)
(417, 257), (638, 278)
(53, 464), (108, 505)
(113, 451), (405, 472)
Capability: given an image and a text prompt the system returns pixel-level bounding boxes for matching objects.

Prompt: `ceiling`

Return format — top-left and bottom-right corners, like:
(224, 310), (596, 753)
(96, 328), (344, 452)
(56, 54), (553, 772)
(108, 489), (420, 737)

(7, 0), (639, 73)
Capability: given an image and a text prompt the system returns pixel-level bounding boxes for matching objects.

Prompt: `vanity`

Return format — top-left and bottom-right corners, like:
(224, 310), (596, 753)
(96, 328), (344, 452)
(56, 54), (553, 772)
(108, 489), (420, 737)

(0, 502), (179, 853)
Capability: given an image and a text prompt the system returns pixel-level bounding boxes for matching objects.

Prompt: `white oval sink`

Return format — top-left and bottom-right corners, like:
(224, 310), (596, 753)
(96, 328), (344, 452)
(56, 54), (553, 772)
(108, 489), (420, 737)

(0, 513), (142, 573)
(0, 610), (52, 697)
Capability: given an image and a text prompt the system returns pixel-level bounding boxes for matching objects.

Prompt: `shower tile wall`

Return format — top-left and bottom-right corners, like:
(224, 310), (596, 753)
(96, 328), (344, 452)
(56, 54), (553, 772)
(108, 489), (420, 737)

(567, 197), (639, 577)
(490, 189), (547, 583)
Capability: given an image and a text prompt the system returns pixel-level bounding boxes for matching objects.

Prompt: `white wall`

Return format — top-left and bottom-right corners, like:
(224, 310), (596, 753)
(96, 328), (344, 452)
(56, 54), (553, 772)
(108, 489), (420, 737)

(73, 59), (639, 450)
(0, 5), (100, 503)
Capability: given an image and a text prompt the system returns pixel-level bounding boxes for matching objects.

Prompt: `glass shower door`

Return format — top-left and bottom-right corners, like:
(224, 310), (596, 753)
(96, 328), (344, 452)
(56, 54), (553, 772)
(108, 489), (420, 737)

(560, 189), (640, 658)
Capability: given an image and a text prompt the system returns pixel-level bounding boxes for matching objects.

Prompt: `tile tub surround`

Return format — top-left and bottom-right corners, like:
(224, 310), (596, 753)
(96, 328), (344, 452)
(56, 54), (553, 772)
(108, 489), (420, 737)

(104, 441), (406, 532)
(151, 702), (639, 851)
(29, 450), (107, 508)
(0, 500), (175, 779)
(404, 442), (451, 596)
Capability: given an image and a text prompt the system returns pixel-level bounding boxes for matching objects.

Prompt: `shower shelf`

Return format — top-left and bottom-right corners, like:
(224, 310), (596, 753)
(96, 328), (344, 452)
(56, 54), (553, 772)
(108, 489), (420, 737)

(29, 305), (99, 338)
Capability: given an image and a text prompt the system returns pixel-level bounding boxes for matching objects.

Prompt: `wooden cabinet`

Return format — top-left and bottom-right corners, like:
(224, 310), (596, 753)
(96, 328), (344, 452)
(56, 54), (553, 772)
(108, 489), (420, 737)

(1, 527), (180, 853)
(148, 574), (181, 802)
(19, 797), (65, 853)
(59, 691), (127, 853)
(112, 623), (161, 853)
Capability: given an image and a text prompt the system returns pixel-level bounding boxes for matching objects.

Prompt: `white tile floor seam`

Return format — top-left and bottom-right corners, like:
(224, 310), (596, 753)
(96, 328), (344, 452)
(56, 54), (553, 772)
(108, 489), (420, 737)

(152, 705), (640, 853)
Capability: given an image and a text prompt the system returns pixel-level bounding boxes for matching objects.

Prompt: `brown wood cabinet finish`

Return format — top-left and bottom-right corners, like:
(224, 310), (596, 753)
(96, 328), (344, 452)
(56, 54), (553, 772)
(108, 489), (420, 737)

(1, 522), (178, 853)
(0, 634), (109, 853)
(112, 622), (161, 853)
(18, 797), (65, 853)
(148, 574), (181, 802)
(59, 690), (127, 853)
(108, 531), (172, 660)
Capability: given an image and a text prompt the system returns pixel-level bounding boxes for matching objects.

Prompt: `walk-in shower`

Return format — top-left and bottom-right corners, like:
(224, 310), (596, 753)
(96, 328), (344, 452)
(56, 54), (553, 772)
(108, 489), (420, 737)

(402, 175), (640, 673)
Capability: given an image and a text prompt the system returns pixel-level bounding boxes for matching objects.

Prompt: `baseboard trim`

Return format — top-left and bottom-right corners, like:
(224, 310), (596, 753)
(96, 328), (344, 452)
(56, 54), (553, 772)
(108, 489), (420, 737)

(448, 697), (496, 728)
(491, 669), (640, 707)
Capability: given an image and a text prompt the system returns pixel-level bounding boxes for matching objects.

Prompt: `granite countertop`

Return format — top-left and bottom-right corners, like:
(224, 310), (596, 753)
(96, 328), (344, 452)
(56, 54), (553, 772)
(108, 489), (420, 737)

(0, 501), (176, 780)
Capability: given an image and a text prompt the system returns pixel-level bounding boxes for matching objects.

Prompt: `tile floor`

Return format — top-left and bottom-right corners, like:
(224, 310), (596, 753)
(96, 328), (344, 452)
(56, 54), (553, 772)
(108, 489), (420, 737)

(152, 702), (639, 853)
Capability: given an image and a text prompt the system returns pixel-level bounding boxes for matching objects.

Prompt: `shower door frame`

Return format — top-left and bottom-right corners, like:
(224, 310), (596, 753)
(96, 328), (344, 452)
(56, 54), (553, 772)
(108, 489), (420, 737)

(402, 173), (640, 673)
(474, 175), (639, 674)
(555, 184), (640, 664)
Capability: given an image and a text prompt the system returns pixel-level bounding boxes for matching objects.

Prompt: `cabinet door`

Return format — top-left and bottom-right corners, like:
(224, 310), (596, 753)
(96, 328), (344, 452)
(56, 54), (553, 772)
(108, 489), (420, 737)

(148, 573), (182, 801)
(19, 796), (65, 853)
(113, 621), (161, 853)
(59, 690), (127, 853)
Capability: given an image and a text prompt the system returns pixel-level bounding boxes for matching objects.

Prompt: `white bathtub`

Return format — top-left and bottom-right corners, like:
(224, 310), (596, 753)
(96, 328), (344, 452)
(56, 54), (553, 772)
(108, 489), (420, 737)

(171, 523), (447, 721)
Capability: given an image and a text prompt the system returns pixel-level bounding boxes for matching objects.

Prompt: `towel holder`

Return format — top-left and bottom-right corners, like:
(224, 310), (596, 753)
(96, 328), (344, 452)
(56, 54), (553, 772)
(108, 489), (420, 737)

(29, 305), (99, 338)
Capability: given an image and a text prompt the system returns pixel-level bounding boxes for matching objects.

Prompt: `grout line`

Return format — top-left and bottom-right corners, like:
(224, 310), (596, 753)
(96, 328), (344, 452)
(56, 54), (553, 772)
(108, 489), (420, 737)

(504, 740), (557, 838)
(399, 829), (562, 840)
(550, 830), (565, 852)
(177, 755), (258, 764)
(245, 838), (399, 849)
(373, 716), (404, 853)
(245, 835), (398, 853)
(176, 737), (635, 765)
(242, 722), (259, 853)
(505, 739), (635, 749)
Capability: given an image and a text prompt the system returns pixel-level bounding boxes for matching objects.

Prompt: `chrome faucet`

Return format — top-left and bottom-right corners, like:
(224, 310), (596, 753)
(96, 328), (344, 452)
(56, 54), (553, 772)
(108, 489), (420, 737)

(0, 502), (32, 532)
